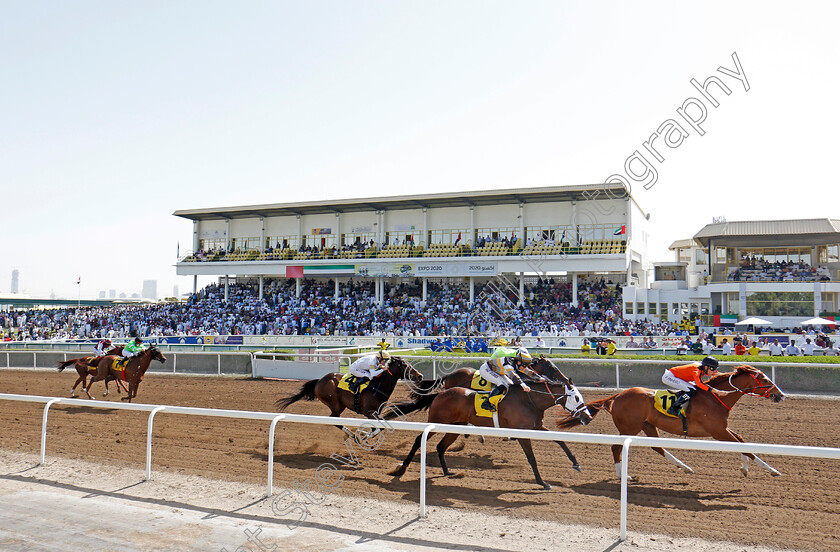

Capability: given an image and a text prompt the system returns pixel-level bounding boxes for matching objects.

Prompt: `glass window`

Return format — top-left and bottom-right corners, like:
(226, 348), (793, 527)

(828, 244), (839, 263)
(714, 247), (726, 263)
(659, 302), (668, 316)
(648, 302), (657, 315)
(746, 291), (813, 317)
(727, 293), (740, 315)
(266, 235), (298, 250)
(429, 229), (468, 245)
(625, 302), (634, 314)
(636, 302), (645, 315)
(678, 249), (691, 263)
(695, 249), (707, 265)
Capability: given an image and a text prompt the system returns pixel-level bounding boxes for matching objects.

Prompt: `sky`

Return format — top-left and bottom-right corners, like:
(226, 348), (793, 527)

(2, 1), (839, 299)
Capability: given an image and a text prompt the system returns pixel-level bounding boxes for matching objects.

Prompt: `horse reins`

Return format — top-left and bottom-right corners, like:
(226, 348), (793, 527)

(727, 371), (777, 398)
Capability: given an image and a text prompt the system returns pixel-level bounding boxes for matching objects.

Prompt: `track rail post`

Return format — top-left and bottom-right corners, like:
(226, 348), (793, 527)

(419, 424), (436, 517)
(40, 398), (63, 465)
(145, 406), (167, 480)
(266, 414), (286, 497)
(619, 436), (633, 541)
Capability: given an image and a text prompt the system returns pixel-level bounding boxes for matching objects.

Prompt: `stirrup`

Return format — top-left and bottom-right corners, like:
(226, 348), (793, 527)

(482, 398), (496, 412)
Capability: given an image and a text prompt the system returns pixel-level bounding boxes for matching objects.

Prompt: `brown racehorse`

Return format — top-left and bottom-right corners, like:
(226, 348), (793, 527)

(388, 378), (593, 489)
(396, 356), (585, 471)
(93, 346), (167, 402)
(556, 365), (786, 479)
(57, 346), (127, 398)
(275, 356), (423, 420)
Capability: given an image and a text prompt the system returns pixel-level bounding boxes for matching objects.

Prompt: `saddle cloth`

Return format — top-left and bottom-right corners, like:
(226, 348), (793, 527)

(470, 371), (493, 392)
(108, 358), (128, 381)
(337, 373), (370, 393)
(474, 388), (506, 417)
(654, 389), (684, 418)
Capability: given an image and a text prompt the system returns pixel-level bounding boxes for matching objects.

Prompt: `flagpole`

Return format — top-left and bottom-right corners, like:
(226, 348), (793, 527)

(77, 277), (81, 309)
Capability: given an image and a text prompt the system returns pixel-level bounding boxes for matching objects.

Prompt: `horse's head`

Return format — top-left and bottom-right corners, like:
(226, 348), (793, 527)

(560, 382), (594, 425)
(391, 356), (423, 385)
(148, 345), (167, 364)
(531, 356), (571, 386)
(730, 365), (785, 402)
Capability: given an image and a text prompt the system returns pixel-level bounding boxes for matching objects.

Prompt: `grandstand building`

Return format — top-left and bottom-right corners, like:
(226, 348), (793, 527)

(624, 218), (840, 327)
(174, 184), (650, 306)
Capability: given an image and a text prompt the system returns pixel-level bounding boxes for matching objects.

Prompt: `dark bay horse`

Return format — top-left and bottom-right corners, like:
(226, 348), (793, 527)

(388, 379), (593, 489)
(398, 356), (585, 470)
(94, 346), (167, 402)
(556, 365), (785, 479)
(57, 346), (126, 398)
(275, 356), (423, 419)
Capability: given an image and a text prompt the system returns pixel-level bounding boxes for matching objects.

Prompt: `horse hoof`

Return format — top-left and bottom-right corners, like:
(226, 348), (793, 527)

(770, 469), (782, 477)
(541, 483), (552, 490)
(740, 468), (749, 477)
(477, 436), (485, 444)
(572, 464), (582, 473)
(682, 466), (695, 474)
(388, 467), (405, 477)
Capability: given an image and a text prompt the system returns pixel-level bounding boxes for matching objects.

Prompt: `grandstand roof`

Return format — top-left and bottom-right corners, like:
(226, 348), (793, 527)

(668, 238), (700, 250)
(173, 184), (637, 221)
(693, 218), (840, 247)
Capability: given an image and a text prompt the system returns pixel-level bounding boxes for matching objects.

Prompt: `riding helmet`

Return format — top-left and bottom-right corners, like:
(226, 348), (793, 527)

(700, 356), (719, 370)
(516, 348), (533, 365)
(377, 350), (391, 362)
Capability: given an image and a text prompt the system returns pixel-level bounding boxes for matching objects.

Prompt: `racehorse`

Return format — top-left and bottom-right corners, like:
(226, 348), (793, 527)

(388, 378), (593, 489)
(57, 345), (127, 398)
(93, 346), (167, 402)
(275, 356), (423, 419)
(556, 365), (785, 479)
(394, 355), (585, 471)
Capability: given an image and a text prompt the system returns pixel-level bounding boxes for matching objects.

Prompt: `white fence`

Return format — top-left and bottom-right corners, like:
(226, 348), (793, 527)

(2, 392), (840, 541)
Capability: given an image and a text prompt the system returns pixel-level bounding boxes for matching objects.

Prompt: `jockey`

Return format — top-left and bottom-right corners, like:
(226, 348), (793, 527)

(93, 338), (112, 358)
(347, 350), (390, 393)
(479, 347), (544, 412)
(122, 337), (146, 362)
(662, 356), (719, 416)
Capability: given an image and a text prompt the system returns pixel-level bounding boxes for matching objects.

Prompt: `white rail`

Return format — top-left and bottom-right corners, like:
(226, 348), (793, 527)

(2, 392), (840, 541)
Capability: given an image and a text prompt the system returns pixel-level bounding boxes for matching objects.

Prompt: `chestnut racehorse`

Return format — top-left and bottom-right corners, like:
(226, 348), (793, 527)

(94, 346), (167, 402)
(394, 356), (585, 471)
(57, 346), (127, 398)
(276, 356), (423, 419)
(556, 365), (785, 479)
(388, 378), (593, 490)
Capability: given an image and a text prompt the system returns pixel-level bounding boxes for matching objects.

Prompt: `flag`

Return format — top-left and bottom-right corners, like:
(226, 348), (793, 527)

(177, 242), (180, 257)
(454, 232), (462, 245)
(613, 225), (626, 236)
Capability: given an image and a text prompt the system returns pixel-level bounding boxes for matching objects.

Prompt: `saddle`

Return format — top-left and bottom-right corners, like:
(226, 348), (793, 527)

(470, 371), (493, 392)
(337, 373), (371, 394)
(474, 388), (506, 417)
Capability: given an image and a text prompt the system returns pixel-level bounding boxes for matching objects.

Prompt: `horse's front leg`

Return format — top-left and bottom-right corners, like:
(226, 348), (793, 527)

(517, 438), (551, 490)
(540, 425), (581, 472)
(716, 428), (781, 477)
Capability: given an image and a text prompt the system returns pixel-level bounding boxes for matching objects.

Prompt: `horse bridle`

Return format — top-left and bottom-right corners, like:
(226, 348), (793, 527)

(530, 380), (588, 416)
(727, 370), (777, 398)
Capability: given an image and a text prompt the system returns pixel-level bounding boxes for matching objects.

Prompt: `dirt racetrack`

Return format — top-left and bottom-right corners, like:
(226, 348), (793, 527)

(1, 369), (839, 551)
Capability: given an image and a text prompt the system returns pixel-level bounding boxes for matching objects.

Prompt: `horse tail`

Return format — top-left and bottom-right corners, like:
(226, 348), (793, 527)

(275, 379), (319, 410)
(409, 379), (442, 401)
(57, 359), (77, 372)
(382, 392), (438, 420)
(556, 394), (618, 430)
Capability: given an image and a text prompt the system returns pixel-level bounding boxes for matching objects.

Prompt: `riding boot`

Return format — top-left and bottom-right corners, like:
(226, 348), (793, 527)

(482, 385), (505, 412)
(667, 390), (693, 416)
(349, 377), (368, 394)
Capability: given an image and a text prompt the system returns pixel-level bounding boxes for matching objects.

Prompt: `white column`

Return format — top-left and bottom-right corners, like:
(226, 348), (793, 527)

(260, 217), (265, 251)
(625, 197), (632, 284)
(381, 210), (387, 246)
(422, 278), (427, 304)
(225, 219), (231, 252)
(335, 278), (340, 301)
(422, 208), (428, 248)
(469, 277), (475, 304)
(469, 206), (475, 248)
(571, 272), (579, 307)
(519, 273), (524, 306)
(192, 221), (199, 252)
(571, 201), (578, 246)
(296, 215), (303, 250)
(335, 213), (341, 249)
(224, 275), (229, 302)
(295, 278), (301, 298)
(192, 275), (197, 294)
(259, 276), (264, 300)
(518, 204), (525, 245)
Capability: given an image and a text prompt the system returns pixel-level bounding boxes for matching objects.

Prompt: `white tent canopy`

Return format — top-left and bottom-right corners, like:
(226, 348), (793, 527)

(735, 317), (773, 326)
(799, 317), (836, 326)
